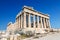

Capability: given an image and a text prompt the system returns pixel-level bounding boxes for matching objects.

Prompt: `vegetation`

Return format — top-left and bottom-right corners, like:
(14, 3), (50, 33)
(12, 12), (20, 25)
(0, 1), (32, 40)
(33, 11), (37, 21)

(14, 28), (35, 39)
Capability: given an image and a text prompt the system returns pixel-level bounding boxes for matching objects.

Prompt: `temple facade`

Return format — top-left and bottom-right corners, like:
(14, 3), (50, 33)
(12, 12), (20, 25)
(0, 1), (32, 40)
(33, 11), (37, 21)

(7, 6), (51, 33)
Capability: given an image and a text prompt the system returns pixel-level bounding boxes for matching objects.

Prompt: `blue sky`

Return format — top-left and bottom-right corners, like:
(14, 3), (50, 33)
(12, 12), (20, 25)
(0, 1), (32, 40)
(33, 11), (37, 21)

(0, 0), (60, 30)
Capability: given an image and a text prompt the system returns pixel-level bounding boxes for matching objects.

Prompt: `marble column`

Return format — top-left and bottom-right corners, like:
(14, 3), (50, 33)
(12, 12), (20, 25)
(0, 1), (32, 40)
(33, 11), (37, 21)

(19, 16), (20, 28)
(48, 19), (50, 28)
(28, 14), (31, 28)
(24, 13), (26, 28)
(17, 17), (19, 27)
(39, 16), (41, 28)
(31, 15), (34, 28)
(33, 15), (35, 28)
(37, 16), (39, 28)
(41, 17), (43, 28)
(20, 16), (21, 28)
(46, 19), (49, 28)
(45, 18), (47, 28)
(21, 15), (22, 28)
(16, 18), (18, 28)
(43, 18), (46, 28)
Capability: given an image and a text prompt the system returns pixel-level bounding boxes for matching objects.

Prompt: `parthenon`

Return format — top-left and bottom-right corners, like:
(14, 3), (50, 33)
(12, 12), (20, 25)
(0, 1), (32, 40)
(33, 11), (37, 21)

(7, 6), (51, 33)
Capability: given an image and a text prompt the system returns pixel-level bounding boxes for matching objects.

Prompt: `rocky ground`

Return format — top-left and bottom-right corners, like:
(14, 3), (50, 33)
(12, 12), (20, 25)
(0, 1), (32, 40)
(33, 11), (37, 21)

(23, 32), (60, 40)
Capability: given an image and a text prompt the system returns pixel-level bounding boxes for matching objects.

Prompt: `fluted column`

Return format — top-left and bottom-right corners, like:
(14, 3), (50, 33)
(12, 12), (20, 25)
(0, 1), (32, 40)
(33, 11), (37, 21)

(43, 18), (46, 28)
(46, 19), (49, 28)
(47, 19), (49, 28)
(20, 16), (21, 28)
(45, 18), (47, 28)
(24, 13), (26, 28)
(37, 16), (39, 28)
(18, 17), (19, 27)
(28, 14), (31, 28)
(48, 19), (50, 28)
(39, 17), (41, 28)
(33, 15), (35, 28)
(21, 15), (22, 28)
(19, 16), (20, 28)
(41, 17), (43, 28)
(16, 18), (18, 28)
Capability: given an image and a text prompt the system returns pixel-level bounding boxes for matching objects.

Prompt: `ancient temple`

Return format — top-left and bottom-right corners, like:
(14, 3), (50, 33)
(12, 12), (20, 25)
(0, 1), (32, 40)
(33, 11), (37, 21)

(7, 6), (51, 33)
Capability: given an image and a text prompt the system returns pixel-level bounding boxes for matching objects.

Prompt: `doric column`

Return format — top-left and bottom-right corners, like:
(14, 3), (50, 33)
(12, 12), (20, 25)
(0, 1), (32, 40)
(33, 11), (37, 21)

(19, 16), (20, 28)
(16, 18), (18, 27)
(41, 17), (43, 28)
(17, 17), (19, 27)
(39, 17), (41, 28)
(28, 14), (31, 28)
(43, 18), (46, 28)
(18, 17), (19, 28)
(24, 13), (26, 28)
(45, 18), (48, 28)
(48, 19), (51, 28)
(20, 16), (21, 28)
(37, 16), (39, 28)
(21, 15), (22, 28)
(33, 15), (35, 28)
(46, 19), (49, 28)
